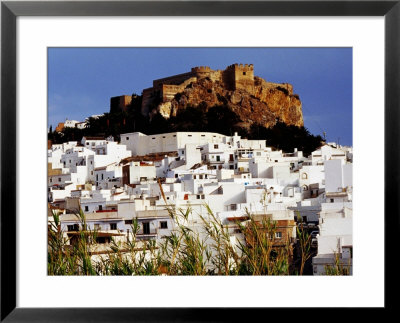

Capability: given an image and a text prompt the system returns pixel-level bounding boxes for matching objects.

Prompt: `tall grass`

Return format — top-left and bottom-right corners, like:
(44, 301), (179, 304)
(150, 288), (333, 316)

(48, 205), (328, 276)
(324, 253), (352, 275)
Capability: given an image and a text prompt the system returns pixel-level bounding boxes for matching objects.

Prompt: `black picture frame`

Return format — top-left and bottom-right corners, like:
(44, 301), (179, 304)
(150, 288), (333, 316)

(1, 0), (398, 321)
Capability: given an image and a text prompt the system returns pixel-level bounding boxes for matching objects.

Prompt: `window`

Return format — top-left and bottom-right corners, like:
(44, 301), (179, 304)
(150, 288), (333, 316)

(160, 221), (168, 229)
(50, 178), (52, 183)
(110, 223), (117, 230)
(275, 232), (282, 239)
(126, 137), (129, 140)
(243, 72), (246, 75)
(58, 178), (61, 182)
(330, 198), (334, 203)
(197, 195), (200, 199)
(84, 206), (89, 212)
(101, 174), (104, 180)
(182, 150), (185, 154)
(94, 224), (101, 230)
(96, 237), (110, 244)
(142, 222), (150, 234)
(90, 161), (93, 165)
(125, 220), (133, 224)
(67, 224), (79, 231)
(98, 205), (103, 211)
(302, 173), (308, 179)
(214, 144), (218, 149)
(216, 156), (220, 162)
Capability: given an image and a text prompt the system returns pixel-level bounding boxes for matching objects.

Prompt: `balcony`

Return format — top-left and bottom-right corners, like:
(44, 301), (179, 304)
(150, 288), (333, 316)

(136, 229), (158, 240)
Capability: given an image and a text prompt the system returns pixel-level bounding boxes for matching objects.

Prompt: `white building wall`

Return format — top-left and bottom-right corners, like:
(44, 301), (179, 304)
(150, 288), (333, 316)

(129, 162), (156, 184)
(185, 143), (202, 169)
(325, 159), (344, 193)
(343, 163), (353, 188)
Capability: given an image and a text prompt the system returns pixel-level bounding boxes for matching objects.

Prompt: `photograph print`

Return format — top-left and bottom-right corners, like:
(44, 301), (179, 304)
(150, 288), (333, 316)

(47, 47), (352, 276)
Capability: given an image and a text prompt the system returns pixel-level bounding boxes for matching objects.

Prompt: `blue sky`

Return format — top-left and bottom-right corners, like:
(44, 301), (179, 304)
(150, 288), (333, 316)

(48, 47), (352, 146)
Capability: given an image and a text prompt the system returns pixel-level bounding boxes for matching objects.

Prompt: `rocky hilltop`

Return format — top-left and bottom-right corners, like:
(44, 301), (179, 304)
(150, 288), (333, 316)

(139, 64), (303, 129)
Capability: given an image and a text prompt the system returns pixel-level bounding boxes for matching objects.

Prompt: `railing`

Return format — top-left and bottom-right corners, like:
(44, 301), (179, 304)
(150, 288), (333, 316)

(137, 230), (158, 236)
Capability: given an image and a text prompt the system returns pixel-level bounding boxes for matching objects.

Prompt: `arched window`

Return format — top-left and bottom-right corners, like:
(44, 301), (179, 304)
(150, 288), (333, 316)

(302, 185), (309, 191)
(301, 173), (308, 179)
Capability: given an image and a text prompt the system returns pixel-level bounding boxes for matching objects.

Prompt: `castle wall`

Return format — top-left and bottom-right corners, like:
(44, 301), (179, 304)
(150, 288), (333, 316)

(110, 95), (132, 113)
(222, 68), (236, 91)
(161, 84), (183, 101)
(161, 77), (197, 101)
(209, 70), (223, 83)
(153, 72), (194, 89)
(141, 88), (156, 116)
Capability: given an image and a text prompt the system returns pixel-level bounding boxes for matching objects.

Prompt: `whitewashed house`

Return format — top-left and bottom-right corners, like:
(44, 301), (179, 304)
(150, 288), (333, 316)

(311, 144), (347, 165)
(312, 202), (353, 275)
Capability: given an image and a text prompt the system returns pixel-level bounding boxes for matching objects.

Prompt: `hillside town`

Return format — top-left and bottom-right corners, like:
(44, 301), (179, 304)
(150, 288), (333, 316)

(48, 129), (353, 275)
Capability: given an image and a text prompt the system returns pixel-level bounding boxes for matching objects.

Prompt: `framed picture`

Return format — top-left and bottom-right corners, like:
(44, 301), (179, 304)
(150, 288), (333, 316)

(1, 0), (398, 320)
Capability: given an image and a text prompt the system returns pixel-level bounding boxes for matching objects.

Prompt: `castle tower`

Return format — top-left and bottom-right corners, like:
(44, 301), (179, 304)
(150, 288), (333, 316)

(191, 66), (212, 79)
(223, 64), (255, 93)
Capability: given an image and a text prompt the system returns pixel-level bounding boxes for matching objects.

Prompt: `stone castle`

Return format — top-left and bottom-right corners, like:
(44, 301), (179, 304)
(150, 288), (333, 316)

(110, 64), (303, 128)
(141, 63), (290, 116)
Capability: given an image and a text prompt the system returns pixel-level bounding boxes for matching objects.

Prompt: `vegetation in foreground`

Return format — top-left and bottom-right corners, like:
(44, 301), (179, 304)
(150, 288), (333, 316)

(48, 206), (349, 276)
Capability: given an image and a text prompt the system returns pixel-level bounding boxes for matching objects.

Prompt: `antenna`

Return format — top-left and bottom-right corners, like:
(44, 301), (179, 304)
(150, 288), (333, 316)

(323, 131), (326, 141)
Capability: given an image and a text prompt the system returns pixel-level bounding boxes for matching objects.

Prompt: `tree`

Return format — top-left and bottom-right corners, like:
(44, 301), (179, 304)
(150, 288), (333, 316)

(206, 105), (241, 135)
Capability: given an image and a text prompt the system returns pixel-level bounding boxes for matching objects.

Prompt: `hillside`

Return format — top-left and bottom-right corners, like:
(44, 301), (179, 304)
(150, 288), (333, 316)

(140, 64), (303, 130)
